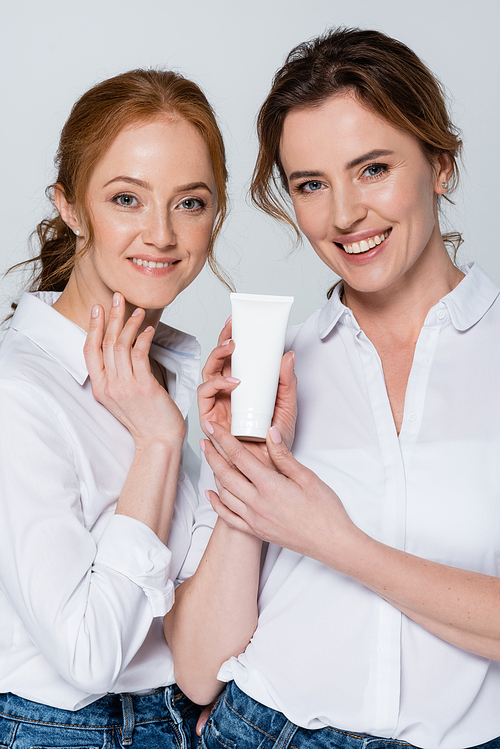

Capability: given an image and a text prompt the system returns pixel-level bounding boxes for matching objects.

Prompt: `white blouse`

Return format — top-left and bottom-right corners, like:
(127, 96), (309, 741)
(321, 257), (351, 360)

(216, 263), (500, 749)
(0, 291), (205, 710)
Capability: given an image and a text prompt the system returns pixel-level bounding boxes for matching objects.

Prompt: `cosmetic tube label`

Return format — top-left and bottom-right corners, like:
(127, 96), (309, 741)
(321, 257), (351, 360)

(230, 293), (293, 441)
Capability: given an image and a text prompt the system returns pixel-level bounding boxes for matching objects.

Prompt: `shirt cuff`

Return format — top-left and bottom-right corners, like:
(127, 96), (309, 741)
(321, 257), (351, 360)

(94, 514), (174, 617)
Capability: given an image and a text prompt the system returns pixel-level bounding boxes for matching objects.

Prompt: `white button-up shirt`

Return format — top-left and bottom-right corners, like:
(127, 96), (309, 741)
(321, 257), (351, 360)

(218, 263), (500, 749)
(0, 291), (204, 710)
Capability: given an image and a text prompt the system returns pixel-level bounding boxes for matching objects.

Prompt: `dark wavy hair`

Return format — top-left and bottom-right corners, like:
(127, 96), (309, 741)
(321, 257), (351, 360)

(251, 27), (463, 273)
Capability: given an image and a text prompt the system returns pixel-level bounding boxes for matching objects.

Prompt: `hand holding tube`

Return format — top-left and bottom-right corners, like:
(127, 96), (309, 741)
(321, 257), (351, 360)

(202, 421), (355, 561)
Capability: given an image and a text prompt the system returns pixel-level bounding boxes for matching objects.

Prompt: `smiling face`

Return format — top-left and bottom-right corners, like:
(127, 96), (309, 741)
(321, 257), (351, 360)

(280, 93), (452, 297)
(58, 116), (217, 324)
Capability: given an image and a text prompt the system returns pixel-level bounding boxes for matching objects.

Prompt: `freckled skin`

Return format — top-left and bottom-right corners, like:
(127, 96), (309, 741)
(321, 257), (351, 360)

(54, 117), (217, 331)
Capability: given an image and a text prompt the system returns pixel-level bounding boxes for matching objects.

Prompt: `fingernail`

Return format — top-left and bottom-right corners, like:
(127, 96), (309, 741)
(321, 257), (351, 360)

(221, 338), (232, 347)
(91, 305), (99, 319)
(132, 308), (142, 317)
(226, 377), (240, 384)
(225, 315), (232, 326)
(204, 420), (214, 435)
(199, 438), (206, 453)
(269, 426), (282, 444)
(204, 490), (211, 502)
(112, 292), (120, 307)
(290, 350), (295, 365)
(197, 717), (207, 734)
(144, 326), (154, 333)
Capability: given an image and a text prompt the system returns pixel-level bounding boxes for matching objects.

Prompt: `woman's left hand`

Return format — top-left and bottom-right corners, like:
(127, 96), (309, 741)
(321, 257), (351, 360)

(202, 420), (357, 565)
(84, 293), (186, 449)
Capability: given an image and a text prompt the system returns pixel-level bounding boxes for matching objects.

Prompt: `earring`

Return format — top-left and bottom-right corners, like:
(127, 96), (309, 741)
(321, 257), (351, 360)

(74, 229), (80, 236)
(441, 182), (448, 190)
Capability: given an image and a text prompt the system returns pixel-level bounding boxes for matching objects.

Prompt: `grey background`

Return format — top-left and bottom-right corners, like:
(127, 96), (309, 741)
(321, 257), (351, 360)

(1, 0), (498, 450)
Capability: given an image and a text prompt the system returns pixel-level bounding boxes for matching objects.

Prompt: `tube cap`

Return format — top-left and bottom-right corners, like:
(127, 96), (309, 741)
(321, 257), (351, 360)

(231, 412), (271, 442)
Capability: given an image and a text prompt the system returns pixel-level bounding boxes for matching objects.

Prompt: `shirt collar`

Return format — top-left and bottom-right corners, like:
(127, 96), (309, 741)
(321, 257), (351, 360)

(10, 291), (89, 384)
(436, 262), (500, 331)
(9, 292), (201, 417)
(318, 262), (500, 340)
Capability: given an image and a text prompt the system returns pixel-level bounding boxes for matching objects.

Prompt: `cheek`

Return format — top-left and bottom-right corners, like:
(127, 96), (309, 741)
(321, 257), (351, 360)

(293, 200), (327, 241)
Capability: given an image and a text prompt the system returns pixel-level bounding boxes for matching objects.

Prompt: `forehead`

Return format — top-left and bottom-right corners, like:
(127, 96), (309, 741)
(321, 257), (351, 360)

(280, 93), (419, 168)
(90, 116), (214, 185)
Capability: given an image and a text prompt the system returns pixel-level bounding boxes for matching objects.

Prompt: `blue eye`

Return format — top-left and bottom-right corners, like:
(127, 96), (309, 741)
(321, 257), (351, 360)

(301, 180), (323, 192)
(363, 164), (387, 178)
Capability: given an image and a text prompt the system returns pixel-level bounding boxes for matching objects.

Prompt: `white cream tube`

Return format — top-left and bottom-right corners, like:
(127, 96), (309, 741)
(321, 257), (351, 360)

(230, 293), (293, 441)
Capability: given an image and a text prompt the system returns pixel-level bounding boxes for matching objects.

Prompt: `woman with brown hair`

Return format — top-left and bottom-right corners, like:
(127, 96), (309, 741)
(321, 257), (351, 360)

(0, 68), (228, 748)
(167, 28), (500, 749)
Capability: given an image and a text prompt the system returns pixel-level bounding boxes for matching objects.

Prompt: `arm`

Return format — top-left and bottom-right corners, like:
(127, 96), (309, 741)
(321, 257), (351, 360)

(202, 422), (500, 662)
(164, 321), (297, 705)
(84, 295), (185, 542)
(0, 296), (186, 693)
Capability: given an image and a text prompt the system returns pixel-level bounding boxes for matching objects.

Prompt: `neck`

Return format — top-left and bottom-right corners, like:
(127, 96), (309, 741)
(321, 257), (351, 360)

(341, 243), (464, 343)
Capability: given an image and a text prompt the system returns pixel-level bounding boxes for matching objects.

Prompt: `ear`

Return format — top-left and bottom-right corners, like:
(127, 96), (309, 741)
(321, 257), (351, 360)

(434, 153), (453, 195)
(54, 184), (83, 236)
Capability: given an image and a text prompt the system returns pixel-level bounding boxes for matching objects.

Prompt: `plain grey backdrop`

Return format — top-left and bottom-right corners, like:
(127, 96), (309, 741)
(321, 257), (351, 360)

(1, 0), (499, 450)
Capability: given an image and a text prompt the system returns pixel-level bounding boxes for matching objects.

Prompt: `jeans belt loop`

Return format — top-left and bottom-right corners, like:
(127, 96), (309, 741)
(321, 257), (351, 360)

(119, 693), (135, 746)
(274, 719), (299, 749)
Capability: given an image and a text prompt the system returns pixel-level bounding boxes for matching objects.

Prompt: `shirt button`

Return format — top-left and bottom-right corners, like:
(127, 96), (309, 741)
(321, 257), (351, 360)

(420, 355), (430, 365)
(178, 469), (185, 481)
(408, 413), (418, 422)
(437, 310), (446, 320)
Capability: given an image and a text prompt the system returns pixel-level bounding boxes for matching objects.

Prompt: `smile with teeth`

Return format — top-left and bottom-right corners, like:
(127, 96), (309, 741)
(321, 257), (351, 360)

(130, 257), (178, 269)
(339, 229), (391, 254)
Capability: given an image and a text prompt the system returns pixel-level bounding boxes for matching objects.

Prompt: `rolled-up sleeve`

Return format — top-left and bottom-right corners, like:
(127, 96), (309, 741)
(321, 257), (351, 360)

(0, 381), (172, 694)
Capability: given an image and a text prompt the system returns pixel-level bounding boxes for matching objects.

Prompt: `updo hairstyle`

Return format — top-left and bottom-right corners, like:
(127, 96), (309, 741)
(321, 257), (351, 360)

(11, 68), (229, 302)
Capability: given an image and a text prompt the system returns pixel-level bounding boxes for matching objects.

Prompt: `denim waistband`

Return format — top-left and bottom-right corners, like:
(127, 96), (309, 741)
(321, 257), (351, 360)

(0, 686), (187, 729)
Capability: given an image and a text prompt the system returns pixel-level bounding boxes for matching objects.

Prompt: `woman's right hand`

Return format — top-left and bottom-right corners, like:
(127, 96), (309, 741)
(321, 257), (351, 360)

(198, 319), (297, 453)
(84, 292), (186, 450)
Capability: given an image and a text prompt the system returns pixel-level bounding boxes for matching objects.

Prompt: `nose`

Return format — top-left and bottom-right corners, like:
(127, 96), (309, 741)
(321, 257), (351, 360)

(142, 206), (176, 249)
(330, 183), (367, 231)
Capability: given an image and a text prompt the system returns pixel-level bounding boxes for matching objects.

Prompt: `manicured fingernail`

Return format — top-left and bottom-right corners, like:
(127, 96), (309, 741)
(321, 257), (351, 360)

(199, 438), (206, 453)
(221, 338), (232, 347)
(290, 350), (295, 365)
(197, 717), (207, 734)
(204, 490), (211, 502)
(144, 326), (153, 333)
(91, 305), (99, 318)
(132, 308), (142, 317)
(269, 426), (282, 444)
(225, 315), (232, 326)
(226, 377), (240, 384)
(112, 292), (120, 307)
(204, 420), (214, 435)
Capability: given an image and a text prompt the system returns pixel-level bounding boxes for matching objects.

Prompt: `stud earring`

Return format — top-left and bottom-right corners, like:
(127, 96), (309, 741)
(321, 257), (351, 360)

(441, 182), (448, 190)
(75, 229), (80, 236)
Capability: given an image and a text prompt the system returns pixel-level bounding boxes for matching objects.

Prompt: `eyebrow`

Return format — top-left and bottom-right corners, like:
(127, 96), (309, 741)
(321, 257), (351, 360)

(288, 150), (394, 183)
(288, 170), (325, 182)
(103, 177), (213, 194)
(345, 149), (394, 170)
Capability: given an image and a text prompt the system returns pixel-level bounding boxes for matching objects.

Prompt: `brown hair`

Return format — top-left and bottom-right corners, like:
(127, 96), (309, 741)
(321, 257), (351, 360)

(9, 68), (230, 307)
(251, 27), (463, 258)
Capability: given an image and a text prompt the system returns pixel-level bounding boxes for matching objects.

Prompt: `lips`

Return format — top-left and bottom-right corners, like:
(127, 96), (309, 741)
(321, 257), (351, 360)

(336, 229), (391, 254)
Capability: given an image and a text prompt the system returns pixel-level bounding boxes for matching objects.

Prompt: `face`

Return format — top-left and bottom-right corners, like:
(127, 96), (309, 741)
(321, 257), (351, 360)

(70, 117), (217, 313)
(280, 93), (450, 296)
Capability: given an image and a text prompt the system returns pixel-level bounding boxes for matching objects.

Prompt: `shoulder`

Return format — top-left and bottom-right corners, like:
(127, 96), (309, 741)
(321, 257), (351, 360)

(285, 308), (322, 352)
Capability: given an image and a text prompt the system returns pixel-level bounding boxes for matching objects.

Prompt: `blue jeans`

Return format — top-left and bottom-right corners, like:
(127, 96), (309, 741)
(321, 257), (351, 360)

(200, 681), (500, 749)
(0, 686), (199, 748)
